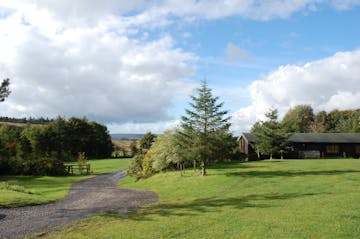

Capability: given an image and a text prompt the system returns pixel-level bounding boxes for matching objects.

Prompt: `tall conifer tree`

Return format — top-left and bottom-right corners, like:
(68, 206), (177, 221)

(180, 80), (230, 176)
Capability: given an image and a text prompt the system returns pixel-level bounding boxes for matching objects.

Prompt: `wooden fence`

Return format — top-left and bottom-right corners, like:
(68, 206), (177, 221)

(65, 164), (91, 175)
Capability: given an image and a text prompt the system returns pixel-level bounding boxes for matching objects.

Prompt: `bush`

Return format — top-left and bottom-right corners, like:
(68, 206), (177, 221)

(127, 154), (144, 180)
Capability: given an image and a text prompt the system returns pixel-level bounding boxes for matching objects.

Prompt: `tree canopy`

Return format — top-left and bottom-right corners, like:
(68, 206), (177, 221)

(281, 105), (314, 133)
(280, 106), (360, 134)
(140, 132), (155, 151)
(251, 109), (288, 159)
(0, 78), (10, 102)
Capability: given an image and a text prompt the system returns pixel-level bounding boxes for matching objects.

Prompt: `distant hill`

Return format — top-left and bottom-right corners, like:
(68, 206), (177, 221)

(111, 133), (145, 140)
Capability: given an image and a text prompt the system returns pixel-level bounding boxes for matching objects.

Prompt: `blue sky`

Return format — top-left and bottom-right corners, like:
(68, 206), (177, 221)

(0, 1), (360, 134)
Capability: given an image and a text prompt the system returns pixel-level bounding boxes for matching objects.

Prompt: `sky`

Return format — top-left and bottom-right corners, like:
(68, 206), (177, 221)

(0, 0), (360, 135)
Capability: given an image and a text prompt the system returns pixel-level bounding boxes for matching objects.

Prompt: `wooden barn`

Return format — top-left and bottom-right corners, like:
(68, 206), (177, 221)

(238, 133), (360, 160)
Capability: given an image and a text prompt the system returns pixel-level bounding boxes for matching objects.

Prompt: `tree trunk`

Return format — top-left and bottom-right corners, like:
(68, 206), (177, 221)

(193, 160), (197, 171)
(180, 163), (185, 176)
(201, 160), (206, 176)
(270, 154), (273, 160)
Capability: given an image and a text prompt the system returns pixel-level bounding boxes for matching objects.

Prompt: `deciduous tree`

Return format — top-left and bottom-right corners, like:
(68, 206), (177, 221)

(281, 105), (314, 133)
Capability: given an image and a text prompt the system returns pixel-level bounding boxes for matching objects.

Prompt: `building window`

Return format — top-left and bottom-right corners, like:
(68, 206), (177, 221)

(326, 144), (339, 154)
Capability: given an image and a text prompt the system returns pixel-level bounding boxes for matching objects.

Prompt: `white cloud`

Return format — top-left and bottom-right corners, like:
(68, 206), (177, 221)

(232, 49), (360, 133)
(1, 0), (359, 134)
(158, 0), (359, 21)
(108, 120), (180, 134)
(5, 0), (148, 21)
(2, 0), (358, 29)
(0, 4), (197, 127)
(331, 0), (360, 10)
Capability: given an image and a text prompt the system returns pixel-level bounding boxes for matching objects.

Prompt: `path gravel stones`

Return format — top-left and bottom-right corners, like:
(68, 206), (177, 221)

(0, 170), (158, 239)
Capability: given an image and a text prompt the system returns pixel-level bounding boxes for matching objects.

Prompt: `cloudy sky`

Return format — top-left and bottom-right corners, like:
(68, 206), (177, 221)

(0, 0), (359, 134)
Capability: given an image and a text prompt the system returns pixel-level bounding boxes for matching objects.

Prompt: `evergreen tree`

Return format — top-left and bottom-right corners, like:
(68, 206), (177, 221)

(251, 109), (288, 160)
(0, 78), (10, 102)
(180, 80), (231, 176)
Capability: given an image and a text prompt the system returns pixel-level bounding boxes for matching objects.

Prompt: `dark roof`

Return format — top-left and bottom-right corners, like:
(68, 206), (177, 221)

(240, 133), (257, 142)
(241, 132), (360, 143)
(288, 133), (360, 143)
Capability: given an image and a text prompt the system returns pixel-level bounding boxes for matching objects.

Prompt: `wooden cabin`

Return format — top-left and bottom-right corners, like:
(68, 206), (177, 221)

(239, 133), (360, 160)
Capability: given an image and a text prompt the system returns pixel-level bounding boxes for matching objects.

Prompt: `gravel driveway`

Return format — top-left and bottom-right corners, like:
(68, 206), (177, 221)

(0, 170), (158, 239)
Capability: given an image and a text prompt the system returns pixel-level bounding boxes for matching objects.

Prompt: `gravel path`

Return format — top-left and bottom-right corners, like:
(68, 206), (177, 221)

(0, 170), (158, 239)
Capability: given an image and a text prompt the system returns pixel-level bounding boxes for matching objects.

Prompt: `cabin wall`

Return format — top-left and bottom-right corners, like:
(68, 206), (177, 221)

(290, 143), (360, 158)
(238, 136), (261, 161)
(239, 133), (360, 160)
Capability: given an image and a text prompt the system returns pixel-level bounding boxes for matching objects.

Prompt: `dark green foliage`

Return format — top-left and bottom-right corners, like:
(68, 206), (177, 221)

(0, 117), (113, 175)
(0, 78), (10, 102)
(88, 121), (113, 158)
(179, 80), (232, 176)
(140, 132), (155, 150)
(0, 116), (53, 124)
(129, 140), (139, 157)
(251, 109), (288, 159)
(127, 81), (237, 179)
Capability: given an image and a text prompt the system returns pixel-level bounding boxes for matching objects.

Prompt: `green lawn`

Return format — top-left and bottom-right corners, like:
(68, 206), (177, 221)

(48, 159), (360, 239)
(0, 158), (131, 208)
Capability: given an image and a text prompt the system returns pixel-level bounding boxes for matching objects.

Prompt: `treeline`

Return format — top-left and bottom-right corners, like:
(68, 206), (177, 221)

(0, 117), (113, 176)
(281, 105), (360, 133)
(0, 116), (53, 124)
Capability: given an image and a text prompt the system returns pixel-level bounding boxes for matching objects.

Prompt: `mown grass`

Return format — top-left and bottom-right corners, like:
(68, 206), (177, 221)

(0, 158), (131, 208)
(48, 159), (360, 239)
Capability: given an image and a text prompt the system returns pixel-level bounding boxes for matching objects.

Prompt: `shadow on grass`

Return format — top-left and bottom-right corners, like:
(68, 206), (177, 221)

(208, 161), (265, 170)
(225, 169), (360, 178)
(127, 191), (330, 221)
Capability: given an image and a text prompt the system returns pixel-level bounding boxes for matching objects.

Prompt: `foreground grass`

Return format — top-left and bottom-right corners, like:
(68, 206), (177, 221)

(49, 159), (360, 239)
(0, 158), (131, 208)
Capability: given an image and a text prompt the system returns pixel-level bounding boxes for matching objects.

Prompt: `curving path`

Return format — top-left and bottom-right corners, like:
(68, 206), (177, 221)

(0, 170), (158, 239)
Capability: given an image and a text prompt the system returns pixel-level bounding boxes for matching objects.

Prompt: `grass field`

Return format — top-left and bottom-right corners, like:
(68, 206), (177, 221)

(48, 159), (360, 239)
(0, 158), (131, 208)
